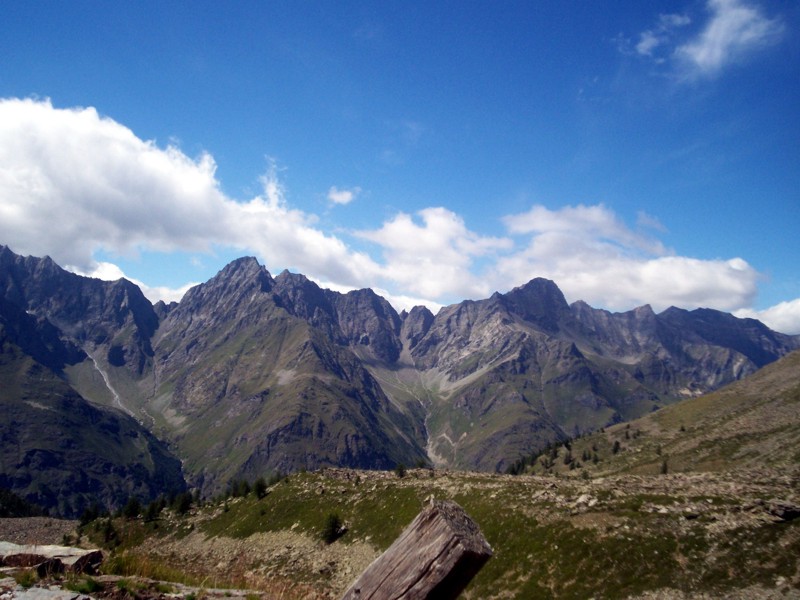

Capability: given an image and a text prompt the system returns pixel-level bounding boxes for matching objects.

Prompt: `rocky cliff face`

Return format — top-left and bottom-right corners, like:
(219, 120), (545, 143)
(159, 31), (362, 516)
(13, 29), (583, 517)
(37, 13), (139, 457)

(378, 277), (797, 470)
(150, 257), (426, 491)
(0, 280), (185, 517)
(0, 245), (158, 378)
(1, 245), (798, 501)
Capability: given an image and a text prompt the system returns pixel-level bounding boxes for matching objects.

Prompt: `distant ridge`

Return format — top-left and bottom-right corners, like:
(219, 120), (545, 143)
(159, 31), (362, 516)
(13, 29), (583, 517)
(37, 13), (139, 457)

(0, 244), (797, 506)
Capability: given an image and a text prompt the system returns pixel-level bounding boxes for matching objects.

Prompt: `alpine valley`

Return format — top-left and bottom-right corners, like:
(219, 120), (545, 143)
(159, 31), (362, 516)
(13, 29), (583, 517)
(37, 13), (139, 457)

(1, 244), (798, 516)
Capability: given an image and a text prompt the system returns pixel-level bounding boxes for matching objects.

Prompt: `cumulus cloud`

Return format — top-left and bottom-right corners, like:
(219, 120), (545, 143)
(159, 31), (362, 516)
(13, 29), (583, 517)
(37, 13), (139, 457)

(503, 204), (667, 256)
(736, 299), (800, 335)
(0, 97), (382, 295)
(676, 0), (784, 76)
(0, 98), (226, 270)
(327, 185), (361, 205)
(356, 207), (512, 300)
(0, 97), (786, 325)
(495, 204), (760, 313)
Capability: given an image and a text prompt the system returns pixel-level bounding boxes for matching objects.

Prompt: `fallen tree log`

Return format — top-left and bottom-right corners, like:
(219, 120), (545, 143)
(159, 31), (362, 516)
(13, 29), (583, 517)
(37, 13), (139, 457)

(341, 499), (492, 600)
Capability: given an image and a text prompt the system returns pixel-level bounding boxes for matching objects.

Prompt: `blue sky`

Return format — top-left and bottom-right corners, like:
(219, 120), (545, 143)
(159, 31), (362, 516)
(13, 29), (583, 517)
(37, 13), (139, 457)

(1, 1), (799, 332)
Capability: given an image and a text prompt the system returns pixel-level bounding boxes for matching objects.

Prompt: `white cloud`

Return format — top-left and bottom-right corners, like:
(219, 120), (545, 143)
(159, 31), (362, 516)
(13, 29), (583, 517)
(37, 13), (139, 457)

(503, 204), (667, 256)
(0, 97), (789, 326)
(0, 97), (382, 294)
(357, 207), (512, 300)
(629, 1), (782, 78)
(495, 204), (760, 313)
(636, 210), (667, 233)
(660, 14), (693, 29)
(636, 31), (662, 57)
(327, 185), (361, 205)
(676, 0), (784, 76)
(677, 0), (783, 77)
(0, 99), (227, 270)
(633, 12), (691, 57)
(736, 299), (800, 335)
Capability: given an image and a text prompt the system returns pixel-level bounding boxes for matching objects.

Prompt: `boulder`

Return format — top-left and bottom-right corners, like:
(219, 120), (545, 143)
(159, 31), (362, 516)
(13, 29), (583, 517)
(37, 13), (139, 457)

(0, 542), (103, 576)
(767, 500), (800, 522)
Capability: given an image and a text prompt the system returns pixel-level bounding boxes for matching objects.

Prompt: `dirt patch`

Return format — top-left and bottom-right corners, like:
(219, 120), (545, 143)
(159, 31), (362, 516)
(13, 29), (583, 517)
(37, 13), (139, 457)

(148, 528), (379, 598)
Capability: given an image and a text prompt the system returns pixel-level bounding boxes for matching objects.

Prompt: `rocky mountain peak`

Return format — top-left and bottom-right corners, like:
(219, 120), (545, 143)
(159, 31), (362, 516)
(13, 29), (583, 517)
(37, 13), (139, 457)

(272, 270), (334, 326)
(659, 305), (794, 368)
(501, 277), (571, 332)
(399, 305), (435, 352)
(177, 256), (273, 314)
(211, 256), (272, 292)
(326, 287), (403, 363)
(633, 304), (655, 318)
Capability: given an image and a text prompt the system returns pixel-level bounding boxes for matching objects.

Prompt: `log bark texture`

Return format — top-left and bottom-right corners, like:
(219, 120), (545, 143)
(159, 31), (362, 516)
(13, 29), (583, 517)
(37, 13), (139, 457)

(341, 499), (492, 600)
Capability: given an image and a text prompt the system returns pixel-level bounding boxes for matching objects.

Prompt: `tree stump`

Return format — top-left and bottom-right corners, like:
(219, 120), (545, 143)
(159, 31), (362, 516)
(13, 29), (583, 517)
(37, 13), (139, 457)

(341, 499), (492, 600)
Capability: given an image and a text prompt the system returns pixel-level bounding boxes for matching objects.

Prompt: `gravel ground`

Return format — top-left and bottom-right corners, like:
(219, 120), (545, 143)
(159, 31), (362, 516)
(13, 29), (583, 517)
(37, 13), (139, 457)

(0, 519), (78, 546)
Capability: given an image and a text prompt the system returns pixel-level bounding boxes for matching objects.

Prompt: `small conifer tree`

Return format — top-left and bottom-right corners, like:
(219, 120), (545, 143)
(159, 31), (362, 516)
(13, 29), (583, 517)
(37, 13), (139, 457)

(122, 497), (141, 520)
(254, 477), (268, 499)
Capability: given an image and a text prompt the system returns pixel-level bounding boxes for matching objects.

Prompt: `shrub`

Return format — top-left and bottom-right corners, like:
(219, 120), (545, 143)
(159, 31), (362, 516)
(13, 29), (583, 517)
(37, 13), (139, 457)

(102, 518), (119, 547)
(144, 499), (163, 522)
(321, 512), (344, 544)
(14, 569), (37, 589)
(79, 503), (102, 526)
(236, 479), (251, 497)
(394, 463), (407, 478)
(66, 577), (103, 594)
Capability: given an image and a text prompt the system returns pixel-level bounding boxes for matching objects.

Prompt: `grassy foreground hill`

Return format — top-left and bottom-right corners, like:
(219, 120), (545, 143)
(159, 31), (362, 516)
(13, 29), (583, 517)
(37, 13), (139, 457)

(71, 464), (799, 600)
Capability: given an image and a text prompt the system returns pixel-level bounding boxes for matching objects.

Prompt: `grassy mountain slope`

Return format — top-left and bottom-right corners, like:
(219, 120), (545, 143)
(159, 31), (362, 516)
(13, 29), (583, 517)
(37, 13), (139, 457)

(517, 349), (800, 478)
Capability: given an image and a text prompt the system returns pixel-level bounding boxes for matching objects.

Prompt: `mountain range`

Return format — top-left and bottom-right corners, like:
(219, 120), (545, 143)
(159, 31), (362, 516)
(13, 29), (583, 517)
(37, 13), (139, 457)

(1, 244), (798, 515)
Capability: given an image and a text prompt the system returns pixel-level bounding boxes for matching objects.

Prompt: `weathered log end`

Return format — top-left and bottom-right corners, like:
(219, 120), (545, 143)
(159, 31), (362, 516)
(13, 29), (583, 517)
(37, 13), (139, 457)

(341, 499), (492, 600)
